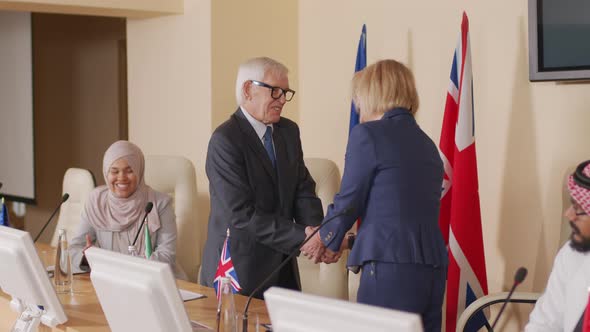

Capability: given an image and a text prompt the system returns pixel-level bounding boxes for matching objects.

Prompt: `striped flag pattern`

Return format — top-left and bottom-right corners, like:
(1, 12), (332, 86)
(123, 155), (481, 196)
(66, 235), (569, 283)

(144, 226), (152, 258)
(438, 12), (489, 332)
(213, 229), (242, 301)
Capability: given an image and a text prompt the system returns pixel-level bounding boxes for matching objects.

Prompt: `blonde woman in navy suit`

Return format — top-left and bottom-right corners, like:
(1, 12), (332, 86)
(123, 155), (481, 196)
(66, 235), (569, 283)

(304, 60), (447, 332)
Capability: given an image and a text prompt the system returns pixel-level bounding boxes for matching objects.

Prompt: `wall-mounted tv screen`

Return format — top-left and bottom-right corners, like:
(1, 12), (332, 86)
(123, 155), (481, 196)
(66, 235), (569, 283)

(528, 0), (590, 81)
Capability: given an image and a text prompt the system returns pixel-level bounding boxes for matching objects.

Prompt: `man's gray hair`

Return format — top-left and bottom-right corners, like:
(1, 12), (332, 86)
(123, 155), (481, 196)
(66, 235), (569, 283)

(235, 57), (289, 105)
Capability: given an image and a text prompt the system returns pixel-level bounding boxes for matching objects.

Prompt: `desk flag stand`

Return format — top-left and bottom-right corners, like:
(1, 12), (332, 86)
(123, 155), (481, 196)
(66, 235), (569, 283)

(0, 197), (10, 227)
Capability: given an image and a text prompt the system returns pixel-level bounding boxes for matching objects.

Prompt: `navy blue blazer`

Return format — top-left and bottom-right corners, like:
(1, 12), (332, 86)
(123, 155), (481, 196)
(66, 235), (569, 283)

(320, 108), (448, 268)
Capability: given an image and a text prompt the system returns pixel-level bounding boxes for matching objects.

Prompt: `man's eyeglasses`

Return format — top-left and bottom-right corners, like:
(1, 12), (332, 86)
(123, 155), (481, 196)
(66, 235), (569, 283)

(250, 80), (295, 101)
(572, 204), (588, 216)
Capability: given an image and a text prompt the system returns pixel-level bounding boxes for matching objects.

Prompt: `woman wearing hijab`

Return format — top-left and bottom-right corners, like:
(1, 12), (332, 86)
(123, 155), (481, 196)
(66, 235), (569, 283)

(69, 140), (178, 273)
(313, 60), (447, 332)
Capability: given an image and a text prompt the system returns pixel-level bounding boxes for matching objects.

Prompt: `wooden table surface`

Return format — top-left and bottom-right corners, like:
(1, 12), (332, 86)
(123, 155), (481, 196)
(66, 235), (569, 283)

(0, 244), (269, 331)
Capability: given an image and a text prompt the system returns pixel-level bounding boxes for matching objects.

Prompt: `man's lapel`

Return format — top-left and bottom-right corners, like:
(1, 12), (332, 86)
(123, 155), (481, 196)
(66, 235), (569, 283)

(273, 125), (290, 208)
(233, 110), (277, 182)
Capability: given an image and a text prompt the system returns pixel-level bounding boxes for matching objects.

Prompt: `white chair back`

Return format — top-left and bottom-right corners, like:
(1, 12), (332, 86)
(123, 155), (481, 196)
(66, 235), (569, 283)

(298, 158), (350, 300)
(50, 168), (96, 246)
(144, 155), (201, 282)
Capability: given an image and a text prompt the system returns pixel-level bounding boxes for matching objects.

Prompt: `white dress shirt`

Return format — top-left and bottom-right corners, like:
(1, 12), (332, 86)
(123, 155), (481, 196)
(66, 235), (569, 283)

(240, 106), (273, 143)
(240, 107), (275, 159)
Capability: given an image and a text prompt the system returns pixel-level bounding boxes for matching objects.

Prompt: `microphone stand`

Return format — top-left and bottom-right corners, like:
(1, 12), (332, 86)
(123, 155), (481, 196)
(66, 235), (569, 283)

(132, 202), (154, 247)
(491, 267), (528, 330)
(33, 193), (70, 242)
(241, 207), (353, 332)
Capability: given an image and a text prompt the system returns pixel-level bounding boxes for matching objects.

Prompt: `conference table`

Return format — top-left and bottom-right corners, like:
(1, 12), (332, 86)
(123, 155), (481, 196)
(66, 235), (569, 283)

(0, 244), (269, 331)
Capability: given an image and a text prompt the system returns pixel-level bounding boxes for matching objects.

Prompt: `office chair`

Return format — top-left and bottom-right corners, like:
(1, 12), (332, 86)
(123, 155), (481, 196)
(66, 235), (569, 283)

(144, 155), (202, 282)
(297, 158), (350, 300)
(50, 168), (96, 246)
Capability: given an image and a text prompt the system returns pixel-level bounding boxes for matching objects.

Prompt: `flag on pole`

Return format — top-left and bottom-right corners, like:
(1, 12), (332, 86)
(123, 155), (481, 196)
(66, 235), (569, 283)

(144, 226), (152, 258)
(438, 12), (488, 332)
(350, 24), (366, 229)
(581, 292), (590, 332)
(573, 292), (590, 331)
(349, 24), (367, 135)
(213, 229), (242, 301)
(0, 197), (9, 227)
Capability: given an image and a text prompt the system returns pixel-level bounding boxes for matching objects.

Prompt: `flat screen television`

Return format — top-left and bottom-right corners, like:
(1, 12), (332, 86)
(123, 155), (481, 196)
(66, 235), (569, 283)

(528, 0), (590, 81)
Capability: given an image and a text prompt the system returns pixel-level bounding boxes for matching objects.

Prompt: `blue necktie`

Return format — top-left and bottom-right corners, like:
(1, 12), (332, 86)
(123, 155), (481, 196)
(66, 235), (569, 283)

(263, 126), (276, 168)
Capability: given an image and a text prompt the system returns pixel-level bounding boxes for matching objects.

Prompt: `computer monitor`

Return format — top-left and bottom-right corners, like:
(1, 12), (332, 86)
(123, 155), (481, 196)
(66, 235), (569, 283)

(0, 227), (67, 330)
(84, 247), (193, 332)
(264, 287), (423, 332)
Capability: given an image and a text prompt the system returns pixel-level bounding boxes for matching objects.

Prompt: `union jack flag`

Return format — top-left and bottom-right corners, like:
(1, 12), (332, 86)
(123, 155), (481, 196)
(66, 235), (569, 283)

(213, 229), (242, 301)
(438, 12), (488, 332)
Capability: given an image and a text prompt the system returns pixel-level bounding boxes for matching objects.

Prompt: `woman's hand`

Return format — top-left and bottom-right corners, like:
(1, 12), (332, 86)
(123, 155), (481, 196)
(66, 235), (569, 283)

(82, 233), (93, 253)
(320, 234), (353, 264)
(321, 247), (342, 264)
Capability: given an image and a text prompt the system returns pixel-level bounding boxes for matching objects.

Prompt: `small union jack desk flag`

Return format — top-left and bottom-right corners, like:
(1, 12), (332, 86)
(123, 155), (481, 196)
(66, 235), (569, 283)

(213, 228), (242, 301)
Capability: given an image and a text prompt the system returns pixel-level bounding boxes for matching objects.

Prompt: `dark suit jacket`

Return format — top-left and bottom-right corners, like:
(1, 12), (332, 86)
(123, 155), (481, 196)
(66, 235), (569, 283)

(321, 108), (448, 268)
(200, 108), (323, 296)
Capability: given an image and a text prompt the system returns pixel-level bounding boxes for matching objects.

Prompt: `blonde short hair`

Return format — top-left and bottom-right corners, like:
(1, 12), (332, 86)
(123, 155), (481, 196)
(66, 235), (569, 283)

(351, 59), (419, 117)
(235, 57), (289, 105)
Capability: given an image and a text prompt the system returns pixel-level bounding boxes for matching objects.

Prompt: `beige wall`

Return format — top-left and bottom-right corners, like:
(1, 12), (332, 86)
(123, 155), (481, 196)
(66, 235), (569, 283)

(211, 0), (299, 128)
(126, 0), (212, 246)
(127, 0), (211, 189)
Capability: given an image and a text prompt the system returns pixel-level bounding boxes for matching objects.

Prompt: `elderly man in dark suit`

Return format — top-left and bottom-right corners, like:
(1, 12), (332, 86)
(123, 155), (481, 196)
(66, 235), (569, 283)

(200, 57), (324, 297)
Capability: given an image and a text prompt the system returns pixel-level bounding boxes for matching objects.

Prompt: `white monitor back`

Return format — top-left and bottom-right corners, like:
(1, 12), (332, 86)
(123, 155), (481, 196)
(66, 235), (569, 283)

(264, 287), (423, 332)
(84, 247), (192, 332)
(0, 227), (67, 327)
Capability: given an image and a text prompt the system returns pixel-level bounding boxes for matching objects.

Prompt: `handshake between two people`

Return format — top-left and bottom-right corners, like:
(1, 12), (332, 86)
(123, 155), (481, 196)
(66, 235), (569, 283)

(300, 226), (351, 264)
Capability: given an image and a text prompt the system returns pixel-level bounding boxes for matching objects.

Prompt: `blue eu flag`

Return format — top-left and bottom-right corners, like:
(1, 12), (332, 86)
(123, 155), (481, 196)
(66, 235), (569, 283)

(349, 24), (367, 135)
(0, 198), (10, 227)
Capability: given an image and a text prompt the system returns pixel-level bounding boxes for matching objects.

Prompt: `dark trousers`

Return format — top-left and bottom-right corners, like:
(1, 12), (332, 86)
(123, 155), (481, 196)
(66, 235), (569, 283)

(357, 261), (446, 332)
(250, 257), (299, 300)
(277, 256), (299, 290)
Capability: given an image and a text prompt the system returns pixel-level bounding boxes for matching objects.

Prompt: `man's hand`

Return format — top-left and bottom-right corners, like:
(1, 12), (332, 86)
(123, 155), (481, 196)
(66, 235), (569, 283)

(301, 226), (325, 263)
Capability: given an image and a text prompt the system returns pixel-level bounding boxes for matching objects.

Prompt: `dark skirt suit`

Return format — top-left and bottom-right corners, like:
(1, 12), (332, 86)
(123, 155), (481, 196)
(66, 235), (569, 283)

(320, 108), (448, 332)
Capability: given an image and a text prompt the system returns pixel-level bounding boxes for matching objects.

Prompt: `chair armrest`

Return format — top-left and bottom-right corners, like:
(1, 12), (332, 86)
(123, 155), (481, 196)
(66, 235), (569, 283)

(456, 292), (540, 332)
